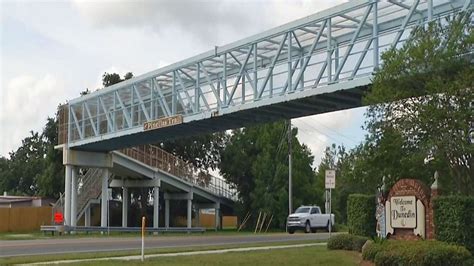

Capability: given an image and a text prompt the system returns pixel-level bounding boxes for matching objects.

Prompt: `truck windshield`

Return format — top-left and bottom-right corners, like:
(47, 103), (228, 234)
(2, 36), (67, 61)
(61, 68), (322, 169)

(294, 207), (310, 213)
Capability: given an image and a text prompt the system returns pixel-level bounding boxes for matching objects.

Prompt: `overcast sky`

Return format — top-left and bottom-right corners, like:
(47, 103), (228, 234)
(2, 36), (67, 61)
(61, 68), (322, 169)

(0, 0), (367, 166)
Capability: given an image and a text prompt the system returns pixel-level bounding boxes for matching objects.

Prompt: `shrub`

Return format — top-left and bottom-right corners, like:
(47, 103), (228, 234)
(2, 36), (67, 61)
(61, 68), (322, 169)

(362, 240), (472, 266)
(327, 234), (369, 252)
(433, 196), (474, 252)
(347, 194), (376, 237)
(362, 240), (385, 261)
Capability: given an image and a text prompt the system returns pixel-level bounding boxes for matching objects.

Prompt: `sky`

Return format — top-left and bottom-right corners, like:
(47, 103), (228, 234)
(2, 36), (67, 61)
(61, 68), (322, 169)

(0, 0), (367, 167)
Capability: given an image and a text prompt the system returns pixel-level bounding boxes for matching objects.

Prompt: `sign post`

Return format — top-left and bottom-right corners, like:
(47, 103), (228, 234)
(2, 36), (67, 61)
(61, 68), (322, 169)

(325, 170), (336, 238)
(141, 216), (146, 262)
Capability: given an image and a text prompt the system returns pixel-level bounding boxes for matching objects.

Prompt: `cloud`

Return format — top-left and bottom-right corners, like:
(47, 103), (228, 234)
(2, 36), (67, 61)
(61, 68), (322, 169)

(293, 108), (365, 166)
(0, 74), (66, 156)
(72, 0), (348, 44)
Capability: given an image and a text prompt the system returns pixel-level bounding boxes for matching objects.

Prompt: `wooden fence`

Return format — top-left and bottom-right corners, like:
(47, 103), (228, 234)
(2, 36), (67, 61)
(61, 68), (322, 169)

(0, 207), (52, 232)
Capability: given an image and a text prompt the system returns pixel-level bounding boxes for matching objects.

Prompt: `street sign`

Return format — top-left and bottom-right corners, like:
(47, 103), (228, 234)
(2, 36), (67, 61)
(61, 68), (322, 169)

(54, 212), (64, 224)
(325, 169), (336, 189)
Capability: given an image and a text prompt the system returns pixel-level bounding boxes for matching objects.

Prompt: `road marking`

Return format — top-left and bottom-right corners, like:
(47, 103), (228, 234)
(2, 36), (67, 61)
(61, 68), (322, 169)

(18, 242), (327, 265)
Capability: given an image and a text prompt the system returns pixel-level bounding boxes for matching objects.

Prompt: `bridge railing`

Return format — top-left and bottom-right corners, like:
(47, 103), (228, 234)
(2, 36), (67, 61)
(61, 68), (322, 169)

(119, 145), (237, 200)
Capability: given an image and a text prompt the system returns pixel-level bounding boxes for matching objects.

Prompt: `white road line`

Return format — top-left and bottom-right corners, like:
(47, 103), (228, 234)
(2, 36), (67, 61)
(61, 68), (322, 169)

(19, 242), (327, 265)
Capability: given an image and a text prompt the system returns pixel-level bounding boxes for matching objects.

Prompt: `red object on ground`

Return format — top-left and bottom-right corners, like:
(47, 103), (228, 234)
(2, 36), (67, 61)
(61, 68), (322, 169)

(54, 212), (64, 224)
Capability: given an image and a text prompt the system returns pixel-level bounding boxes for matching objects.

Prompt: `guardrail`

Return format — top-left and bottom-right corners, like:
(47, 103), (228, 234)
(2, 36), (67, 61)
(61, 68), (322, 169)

(40, 225), (206, 235)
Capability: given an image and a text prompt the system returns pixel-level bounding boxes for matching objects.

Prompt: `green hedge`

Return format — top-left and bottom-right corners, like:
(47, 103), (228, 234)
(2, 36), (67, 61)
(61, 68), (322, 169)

(434, 196), (474, 252)
(347, 194), (376, 237)
(327, 234), (369, 252)
(362, 240), (472, 266)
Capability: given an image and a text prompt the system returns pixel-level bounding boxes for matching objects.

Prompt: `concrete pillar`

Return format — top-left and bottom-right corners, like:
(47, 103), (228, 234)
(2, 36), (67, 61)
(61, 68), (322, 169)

(84, 204), (91, 227)
(101, 168), (109, 228)
(122, 187), (128, 228)
(153, 187), (160, 229)
(165, 199), (170, 228)
(187, 198), (192, 229)
(64, 165), (72, 226)
(70, 167), (78, 227)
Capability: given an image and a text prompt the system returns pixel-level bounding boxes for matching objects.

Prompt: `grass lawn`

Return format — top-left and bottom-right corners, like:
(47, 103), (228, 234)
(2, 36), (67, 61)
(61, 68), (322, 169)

(65, 245), (361, 266)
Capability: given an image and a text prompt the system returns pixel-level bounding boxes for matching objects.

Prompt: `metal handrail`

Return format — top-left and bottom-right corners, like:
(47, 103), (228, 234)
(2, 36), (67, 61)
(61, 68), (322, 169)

(119, 144), (237, 200)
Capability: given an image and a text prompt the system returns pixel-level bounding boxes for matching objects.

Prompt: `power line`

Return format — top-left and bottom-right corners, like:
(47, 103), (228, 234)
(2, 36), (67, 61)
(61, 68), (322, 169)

(307, 117), (360, 144)
(297, 120), (345, 145)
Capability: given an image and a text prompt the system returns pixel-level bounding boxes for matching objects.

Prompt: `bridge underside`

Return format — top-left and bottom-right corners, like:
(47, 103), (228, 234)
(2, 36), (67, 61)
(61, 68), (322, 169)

(76, 84), (366, 152)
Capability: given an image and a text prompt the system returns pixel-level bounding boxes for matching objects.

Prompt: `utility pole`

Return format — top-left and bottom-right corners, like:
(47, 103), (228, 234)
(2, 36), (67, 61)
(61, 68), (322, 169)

(288, 119), (292, 215)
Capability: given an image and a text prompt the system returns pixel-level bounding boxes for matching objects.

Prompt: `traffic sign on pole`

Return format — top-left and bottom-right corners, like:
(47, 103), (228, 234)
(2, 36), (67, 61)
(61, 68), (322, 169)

(325, 169), (335, 238)
(325, 170), (336, 189)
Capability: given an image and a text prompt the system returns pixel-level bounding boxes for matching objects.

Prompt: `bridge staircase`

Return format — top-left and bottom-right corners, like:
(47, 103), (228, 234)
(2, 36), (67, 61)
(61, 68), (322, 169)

(53, 144), (236, 224)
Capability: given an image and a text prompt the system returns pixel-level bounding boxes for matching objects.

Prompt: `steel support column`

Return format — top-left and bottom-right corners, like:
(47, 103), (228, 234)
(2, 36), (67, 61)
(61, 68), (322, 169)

(196, 209), (201, 227)
(165, 199), (170, 228)
(373, 0), (379, 69)
(327, 17), (332, 83)
(70, 167), (78, 227)
(215, 202), (221, 231)
(64, 165), (72, 226)
(187, 197), (192, 229)
(154, 186), (160, 229)
(101, 169), (109, 228)
(122, 187), (128, 228)
(85, 204), (91, 227)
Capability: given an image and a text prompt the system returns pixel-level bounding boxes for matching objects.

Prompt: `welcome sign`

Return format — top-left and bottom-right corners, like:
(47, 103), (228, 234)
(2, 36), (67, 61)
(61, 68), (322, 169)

(390, 196), (417, 228)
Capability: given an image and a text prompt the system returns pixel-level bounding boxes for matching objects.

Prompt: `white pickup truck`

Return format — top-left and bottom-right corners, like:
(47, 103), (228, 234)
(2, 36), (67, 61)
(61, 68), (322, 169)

(287, 205), (334, 234)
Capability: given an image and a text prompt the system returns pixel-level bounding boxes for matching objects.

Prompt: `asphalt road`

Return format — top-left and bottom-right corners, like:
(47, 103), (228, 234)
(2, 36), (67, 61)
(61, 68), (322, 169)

(0, 233), (331, 258)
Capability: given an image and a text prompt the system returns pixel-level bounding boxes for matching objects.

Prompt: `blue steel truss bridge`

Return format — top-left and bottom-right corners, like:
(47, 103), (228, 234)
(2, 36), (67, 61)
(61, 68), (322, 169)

(55, 0), (472, 232)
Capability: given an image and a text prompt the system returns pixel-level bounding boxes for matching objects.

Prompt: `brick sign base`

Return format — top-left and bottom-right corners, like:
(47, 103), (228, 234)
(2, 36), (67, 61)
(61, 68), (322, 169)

(386, 179), (437, 240)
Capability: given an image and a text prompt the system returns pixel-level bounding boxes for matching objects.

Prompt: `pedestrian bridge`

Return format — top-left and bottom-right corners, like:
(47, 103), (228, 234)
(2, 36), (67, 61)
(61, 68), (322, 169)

(57, 0), (471, 230)
(60, 0), (471, 152)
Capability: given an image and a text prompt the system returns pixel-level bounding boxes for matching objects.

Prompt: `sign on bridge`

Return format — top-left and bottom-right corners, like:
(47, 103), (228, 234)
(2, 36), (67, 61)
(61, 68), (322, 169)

(144, 115), (183, 131)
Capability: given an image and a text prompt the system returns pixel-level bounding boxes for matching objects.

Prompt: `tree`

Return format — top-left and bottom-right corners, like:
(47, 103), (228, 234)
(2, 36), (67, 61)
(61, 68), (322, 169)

(7, 131), (45, 195)
(364, 13), (473, 194)
(124, 72), (133, 80)
(220, 121), (316, 228)
(0, 156), (13, 194)
(160, 132), (227, 171)
(102, 72), (123, 87)
(37, 117), (64, 198)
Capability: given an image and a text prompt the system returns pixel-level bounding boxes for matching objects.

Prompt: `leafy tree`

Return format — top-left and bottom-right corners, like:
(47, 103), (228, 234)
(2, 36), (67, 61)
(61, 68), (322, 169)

(102, 72), (122, 87)
(364, 13), (473, 194)
(0, 156), (13, 194)
(37, 117), (64, 198)
(160, 132), (227, 171)
(7, 131), (45, 195)
(220, 121), (316, 228)
(124, 72), (134, 80)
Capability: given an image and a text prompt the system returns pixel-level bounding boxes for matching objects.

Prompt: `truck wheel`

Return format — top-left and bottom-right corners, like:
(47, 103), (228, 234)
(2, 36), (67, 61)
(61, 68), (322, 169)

(304, 221), (311, 233)
(288, 228), (295, 234)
